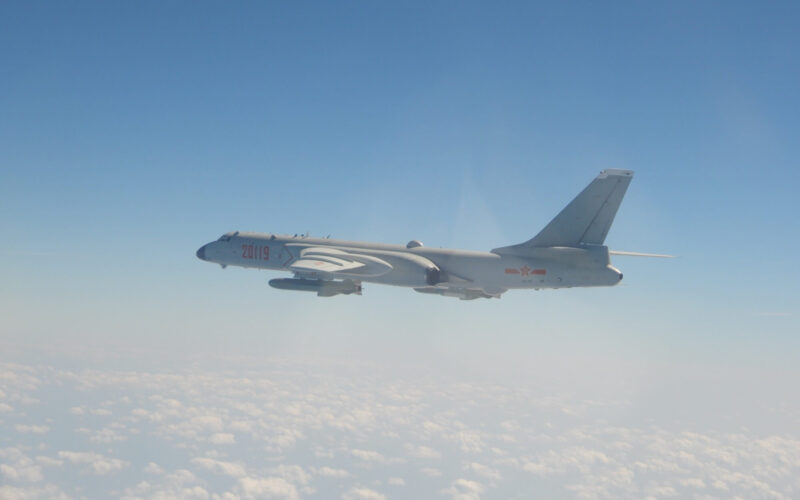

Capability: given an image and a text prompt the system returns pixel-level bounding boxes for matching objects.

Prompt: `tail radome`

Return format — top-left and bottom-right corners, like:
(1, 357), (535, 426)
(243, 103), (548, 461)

(494, 169), (633, 252)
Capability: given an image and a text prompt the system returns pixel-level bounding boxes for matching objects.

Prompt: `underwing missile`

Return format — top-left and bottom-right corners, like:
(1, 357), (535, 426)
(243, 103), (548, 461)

(268, 278), (362, 297)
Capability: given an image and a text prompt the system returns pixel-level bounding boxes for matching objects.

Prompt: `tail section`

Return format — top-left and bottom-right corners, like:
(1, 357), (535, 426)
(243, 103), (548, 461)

(494, 169), (633, 252)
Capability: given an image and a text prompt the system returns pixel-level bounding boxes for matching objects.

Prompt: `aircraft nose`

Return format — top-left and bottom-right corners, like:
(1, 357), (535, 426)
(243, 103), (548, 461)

(196, 244), (207, 261)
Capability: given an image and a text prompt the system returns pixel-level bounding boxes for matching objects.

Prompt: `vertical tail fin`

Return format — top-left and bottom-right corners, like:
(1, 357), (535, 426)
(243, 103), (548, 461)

(529, 169), (633, 247)
(494, 169), (634, 253)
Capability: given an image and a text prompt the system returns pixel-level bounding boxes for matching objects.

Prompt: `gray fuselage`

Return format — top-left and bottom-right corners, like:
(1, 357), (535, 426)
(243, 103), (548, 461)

(196, 231), (623, 298)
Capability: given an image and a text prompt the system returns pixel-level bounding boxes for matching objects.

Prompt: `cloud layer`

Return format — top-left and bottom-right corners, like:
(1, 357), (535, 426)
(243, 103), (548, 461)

(1, 358), (799, 499)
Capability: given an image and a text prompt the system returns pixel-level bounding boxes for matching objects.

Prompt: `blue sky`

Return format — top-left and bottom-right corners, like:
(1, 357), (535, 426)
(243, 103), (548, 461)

(2, 1), (799, 364)
(2, 2), (800, 498)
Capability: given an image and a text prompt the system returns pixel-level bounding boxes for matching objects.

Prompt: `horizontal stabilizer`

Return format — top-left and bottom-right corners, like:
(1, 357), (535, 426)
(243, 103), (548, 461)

(609, 250), (674, 258)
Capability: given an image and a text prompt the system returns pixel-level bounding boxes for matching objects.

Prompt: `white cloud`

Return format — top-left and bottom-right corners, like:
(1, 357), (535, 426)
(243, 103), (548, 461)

(191, 457), (246, 478)
(466, 462), (501, 481)
(711, 478), (729, 490)
(422, 421), (444, 433)
(190, 415), (224, 431)
(57, 451), (128, 475)
(234, 476), (298, 500)
(441, 478), (486, 500)
(341, 486), (386, 500)
(451, 430), (483, 454)
(89, 426), (127, 443)
(0, 484), (71, 500)
(0, 463), (43, 483)
(421, 467), (442, 477)
(679, 477), (705, 488)
(268, 465), (311, 487)
(14, 425), (49, 434)
(208, 432), (236, 445)
(0, 448), (43, 483)
(404, 444), (441, 459)
(522, 447), (612, 477)
(350, 449), (385, 463)
(1, 359), (799, 500)
(143, 462), (164, 475)
(315, 466), (350, 478)
(120, 469), (209, 500)
(35, 456), (63, 467)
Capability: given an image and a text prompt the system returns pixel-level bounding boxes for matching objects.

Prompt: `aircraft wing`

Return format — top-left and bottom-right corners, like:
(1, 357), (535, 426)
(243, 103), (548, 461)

(287, 247), (393, 279)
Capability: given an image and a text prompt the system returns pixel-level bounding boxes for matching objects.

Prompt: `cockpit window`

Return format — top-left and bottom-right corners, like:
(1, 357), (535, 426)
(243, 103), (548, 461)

(218, 231), (237, 242)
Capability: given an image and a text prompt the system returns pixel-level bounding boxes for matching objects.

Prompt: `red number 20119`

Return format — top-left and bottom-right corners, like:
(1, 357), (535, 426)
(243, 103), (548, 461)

(242, 244), (269, 260)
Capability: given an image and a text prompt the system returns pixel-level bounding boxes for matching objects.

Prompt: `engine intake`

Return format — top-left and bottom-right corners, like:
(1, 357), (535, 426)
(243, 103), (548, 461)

(425, 267), (442, 286)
